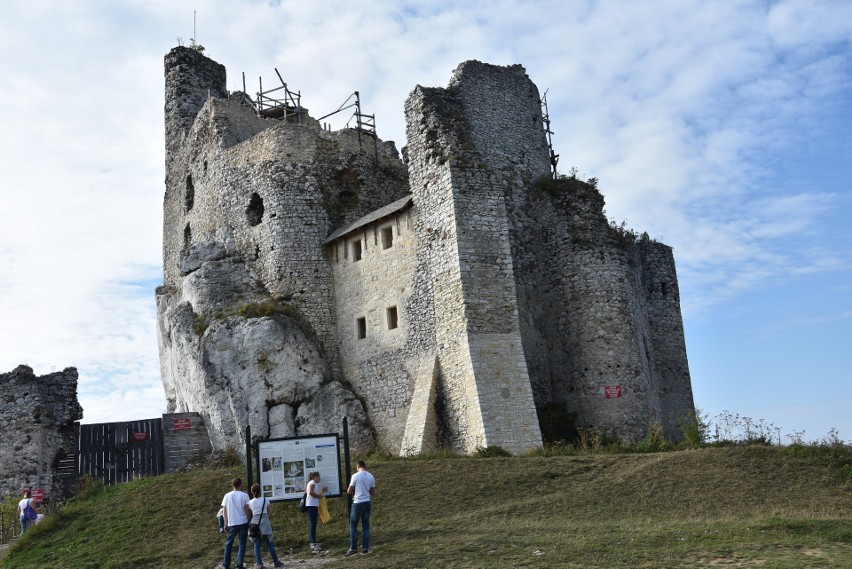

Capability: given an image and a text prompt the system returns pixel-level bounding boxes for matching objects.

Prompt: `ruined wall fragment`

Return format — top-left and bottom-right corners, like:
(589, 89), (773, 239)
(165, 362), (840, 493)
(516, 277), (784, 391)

(0, 366), (82, 501)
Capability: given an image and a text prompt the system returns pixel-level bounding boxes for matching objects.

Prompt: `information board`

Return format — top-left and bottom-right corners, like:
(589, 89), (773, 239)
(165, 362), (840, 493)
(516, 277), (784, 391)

(256, 434), (342, 502)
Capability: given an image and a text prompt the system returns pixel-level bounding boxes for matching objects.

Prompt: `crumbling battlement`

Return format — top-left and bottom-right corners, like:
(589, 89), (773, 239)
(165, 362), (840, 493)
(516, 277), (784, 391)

(0, 366), (82, 502)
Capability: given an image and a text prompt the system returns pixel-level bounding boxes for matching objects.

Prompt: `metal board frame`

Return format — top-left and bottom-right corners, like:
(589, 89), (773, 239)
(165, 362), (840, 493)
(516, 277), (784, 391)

(255, 433), (343, 502)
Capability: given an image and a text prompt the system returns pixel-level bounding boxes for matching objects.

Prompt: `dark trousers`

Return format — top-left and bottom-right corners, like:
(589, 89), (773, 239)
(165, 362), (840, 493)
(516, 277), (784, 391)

(349, 501), (371, 552)
(307, 505), (319, 544)
(223, 523), (248, 568)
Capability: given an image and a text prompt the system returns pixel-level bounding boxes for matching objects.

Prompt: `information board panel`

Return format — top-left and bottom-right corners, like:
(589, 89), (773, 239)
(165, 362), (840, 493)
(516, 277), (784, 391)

(256, 434), (342, 502)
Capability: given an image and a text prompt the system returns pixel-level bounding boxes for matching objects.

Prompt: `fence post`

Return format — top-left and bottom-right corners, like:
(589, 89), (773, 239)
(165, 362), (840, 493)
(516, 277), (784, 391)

(245, 424), (253, 490)
(343, 416), (352, 515)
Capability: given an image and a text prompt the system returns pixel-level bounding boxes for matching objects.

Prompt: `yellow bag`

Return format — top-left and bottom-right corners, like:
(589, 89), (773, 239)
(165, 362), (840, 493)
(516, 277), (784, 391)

(318, 496), (331, 523)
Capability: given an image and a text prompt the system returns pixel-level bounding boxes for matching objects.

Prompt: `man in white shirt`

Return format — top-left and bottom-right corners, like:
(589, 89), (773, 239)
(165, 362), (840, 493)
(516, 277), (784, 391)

(221, 477), (252, 569)
(345, 460), (376, 556)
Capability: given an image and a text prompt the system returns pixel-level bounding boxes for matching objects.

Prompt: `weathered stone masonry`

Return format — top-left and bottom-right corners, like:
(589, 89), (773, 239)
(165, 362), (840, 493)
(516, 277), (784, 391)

(158, 47), (694, 456)
(0, 366), (82, 501)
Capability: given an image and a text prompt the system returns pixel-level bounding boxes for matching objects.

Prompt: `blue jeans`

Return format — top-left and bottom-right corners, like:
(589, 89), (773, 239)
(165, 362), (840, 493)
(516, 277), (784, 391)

(349, 501), (371, 552)
(253, 534), (280, 566)
(223, 523), (248, 568)
(307, 505), (319, 544)
(20, 516), (31, 535)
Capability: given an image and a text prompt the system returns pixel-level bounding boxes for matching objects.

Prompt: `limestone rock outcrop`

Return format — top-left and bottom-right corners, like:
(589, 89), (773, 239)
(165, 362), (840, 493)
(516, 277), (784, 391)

(156, 241), (374, 454)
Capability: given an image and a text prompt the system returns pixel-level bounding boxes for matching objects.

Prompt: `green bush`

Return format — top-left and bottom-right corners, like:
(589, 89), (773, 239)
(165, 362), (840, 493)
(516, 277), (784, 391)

(636, 421), (671, 452)
(783, 442), (852, 480)
(679, 409), (710, 447)
(1, 494), (21, 543)
(192, 311), (208, 336)
(576, 428), (622, 452)
(474, 445), (511, 458)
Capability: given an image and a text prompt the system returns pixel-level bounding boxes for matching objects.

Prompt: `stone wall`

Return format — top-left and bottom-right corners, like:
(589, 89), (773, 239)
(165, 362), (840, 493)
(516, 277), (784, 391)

(638, 241), (695, 436)
(0, 366), (82, 502)
(328, 201), (420, 452)
(509, 176), (694, 441)
(402, 61), (546, 454)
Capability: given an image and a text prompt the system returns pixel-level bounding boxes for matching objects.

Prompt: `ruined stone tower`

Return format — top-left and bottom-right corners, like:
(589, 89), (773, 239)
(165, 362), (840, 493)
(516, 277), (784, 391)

(0, 366), (82, 500)
(158, 47), (694, 456)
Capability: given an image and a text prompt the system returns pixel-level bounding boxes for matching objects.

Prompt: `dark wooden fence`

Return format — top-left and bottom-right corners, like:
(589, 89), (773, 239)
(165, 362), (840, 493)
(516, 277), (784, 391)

(77, 412), (211, 486)
(78, 418), (165, 484)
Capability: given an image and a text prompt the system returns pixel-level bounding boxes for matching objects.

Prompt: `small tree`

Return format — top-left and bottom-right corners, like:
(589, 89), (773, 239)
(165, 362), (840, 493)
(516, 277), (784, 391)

(679, 409), (710, 447)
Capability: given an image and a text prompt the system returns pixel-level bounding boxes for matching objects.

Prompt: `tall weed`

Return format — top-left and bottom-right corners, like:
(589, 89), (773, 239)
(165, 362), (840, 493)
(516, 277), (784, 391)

(636, 421), (671, 452)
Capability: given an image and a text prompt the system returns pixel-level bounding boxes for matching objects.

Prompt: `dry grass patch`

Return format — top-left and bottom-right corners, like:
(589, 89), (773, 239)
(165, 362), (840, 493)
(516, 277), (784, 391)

(2, 445), (849, 568)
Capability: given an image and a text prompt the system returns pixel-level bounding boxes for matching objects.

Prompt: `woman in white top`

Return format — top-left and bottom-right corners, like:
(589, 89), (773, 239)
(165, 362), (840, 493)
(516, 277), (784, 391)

(17, 490), (35, 535)
(249, 483), (284, 568)
(305, 471), (328, 551)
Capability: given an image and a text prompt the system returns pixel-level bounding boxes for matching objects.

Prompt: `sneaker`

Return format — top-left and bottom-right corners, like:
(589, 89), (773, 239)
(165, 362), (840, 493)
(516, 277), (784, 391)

(343, 550), (358, 557)
(361, 549), (370, 555)
(273, 563), (285, 568)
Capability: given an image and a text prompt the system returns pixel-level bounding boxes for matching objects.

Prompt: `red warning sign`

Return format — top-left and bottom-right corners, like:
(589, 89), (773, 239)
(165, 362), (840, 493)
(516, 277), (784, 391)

(604, 385), (622, 398)
(173, 418), (191, 430)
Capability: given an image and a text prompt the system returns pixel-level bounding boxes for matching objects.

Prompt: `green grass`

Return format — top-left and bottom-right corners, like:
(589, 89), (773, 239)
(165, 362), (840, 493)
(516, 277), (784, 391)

(2, 445), (850, 568)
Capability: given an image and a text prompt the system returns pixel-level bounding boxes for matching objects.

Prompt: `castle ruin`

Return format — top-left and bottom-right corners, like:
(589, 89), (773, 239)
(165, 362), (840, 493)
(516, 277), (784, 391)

(157, 47), (694, 455)
(0, 366), (82, 501)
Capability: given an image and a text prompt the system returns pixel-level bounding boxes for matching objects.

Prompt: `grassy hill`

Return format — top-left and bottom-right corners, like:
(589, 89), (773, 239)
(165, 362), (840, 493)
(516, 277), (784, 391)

(1, 445), (850, 568)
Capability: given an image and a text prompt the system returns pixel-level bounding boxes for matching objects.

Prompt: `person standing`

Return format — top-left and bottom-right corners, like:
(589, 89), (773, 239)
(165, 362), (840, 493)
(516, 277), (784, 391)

(304, 471), (328, 552)
(345, 460), (376, 556)
(221, 477), (252, 569)
(248, 483), (284, 568)
(17, 490), (34, 536)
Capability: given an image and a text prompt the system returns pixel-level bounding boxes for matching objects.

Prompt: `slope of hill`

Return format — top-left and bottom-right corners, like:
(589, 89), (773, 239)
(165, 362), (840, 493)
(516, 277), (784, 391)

(2, 445), (850, 568)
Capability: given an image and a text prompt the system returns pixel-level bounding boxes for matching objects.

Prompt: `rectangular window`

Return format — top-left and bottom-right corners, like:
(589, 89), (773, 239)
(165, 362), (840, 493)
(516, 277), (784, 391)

(356, 317), (367, 340)
(380, 226), (394, 249)
(351, 239), (363, 261)
(386, 306), (398, 330)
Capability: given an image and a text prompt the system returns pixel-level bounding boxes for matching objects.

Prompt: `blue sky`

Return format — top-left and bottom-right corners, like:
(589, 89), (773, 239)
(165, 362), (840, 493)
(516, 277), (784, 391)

(1, 0), (849, 442)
